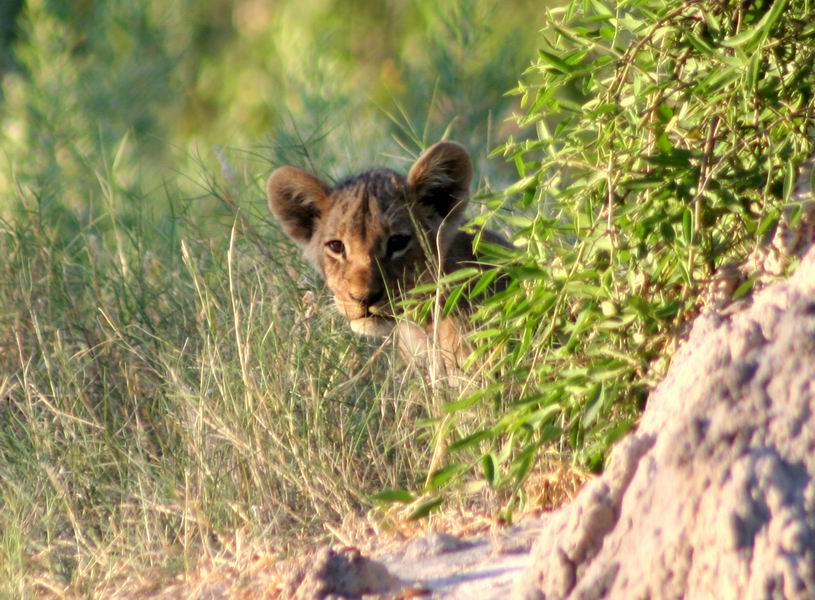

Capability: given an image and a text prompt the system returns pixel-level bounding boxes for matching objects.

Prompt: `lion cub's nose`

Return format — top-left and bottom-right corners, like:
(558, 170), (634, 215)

(349, 287), (384, 307)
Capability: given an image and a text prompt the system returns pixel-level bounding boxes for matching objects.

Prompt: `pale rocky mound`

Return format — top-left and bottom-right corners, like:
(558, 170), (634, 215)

(515, 246), (815, 599)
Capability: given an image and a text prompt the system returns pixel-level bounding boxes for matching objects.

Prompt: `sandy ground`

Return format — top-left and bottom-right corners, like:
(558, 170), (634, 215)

(375, 523), (540, 598)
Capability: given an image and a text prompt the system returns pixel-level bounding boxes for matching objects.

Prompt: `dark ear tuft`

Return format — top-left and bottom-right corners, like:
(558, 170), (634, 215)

(407, 142), (472, 221)
(266, 166), (331, 245)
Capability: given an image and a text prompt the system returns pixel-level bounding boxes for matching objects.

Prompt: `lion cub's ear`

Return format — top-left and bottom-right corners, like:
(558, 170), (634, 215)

(266, 166), (331, 245)
(407, 142), (472, 223)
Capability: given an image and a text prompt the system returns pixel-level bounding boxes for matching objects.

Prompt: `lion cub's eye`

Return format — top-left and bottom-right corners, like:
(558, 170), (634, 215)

(387, 234), (411, 256)
(325, 240), (345, 255)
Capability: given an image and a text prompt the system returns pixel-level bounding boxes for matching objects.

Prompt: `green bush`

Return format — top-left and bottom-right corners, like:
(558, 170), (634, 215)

(443, 0), (815, 492)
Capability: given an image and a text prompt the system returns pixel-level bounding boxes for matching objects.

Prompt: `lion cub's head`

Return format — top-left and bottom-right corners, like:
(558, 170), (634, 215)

(266, 142), (472, 337)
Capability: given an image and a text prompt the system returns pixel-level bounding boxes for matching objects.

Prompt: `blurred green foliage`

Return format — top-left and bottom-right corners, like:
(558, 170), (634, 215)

(1, 0), (540, 199)
(0, 0), (23, 77)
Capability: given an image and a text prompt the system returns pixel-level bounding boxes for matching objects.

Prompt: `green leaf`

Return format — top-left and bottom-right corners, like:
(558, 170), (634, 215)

(603, 420), (634, 447)
(449, 429), (493, 452)
(703, 12), (721, 35)
(564, 281), (606, 298)
(470, 269), (499, 298)
(581, 384), (605, 427)
(444, 384), (500, 413)
(721, 0), (789, 50)
(475, 241), (517, 260)
(482, 453), (497, 486)
(732, 273), (758, 299)
(656, 132), (673, 154)
(682, 208), (693, 245)
(426, 463), (469, 490)
(589, 0), (613, 17)
(438, 267), (480, 285)
(621, 176), (663, 190)
(657, 102), (674, 122)
(374, 489), (416, 504)
(409, 282), (441, 294)
(511, 444), (537, 484)
(538, 49), (574, 74)
(520, 404), (562, 429)
(443, 285), (466, 316)
(408, 496), (444, 520)
(654, 300), (681, 320)
(697, 66), (740, 93)
(746, 51), (762, 89)
(686, 32), (715, 55)
(784, 161), (796, 202)
(660, 222), (676, 243)
(645, 153), (692, 168)
(758, 211), (779, 236)
(469, 327), (505, 342)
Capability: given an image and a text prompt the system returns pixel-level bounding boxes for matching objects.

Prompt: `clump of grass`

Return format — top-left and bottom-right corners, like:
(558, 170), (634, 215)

(0, 144), (455, 595)
(0, 0), (552, 594)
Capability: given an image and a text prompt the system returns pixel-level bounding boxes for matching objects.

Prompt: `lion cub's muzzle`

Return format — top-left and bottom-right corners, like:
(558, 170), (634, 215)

(347, 305), (396, 338)
(335, 287), (399, 338)
(348, 287), (384, 308)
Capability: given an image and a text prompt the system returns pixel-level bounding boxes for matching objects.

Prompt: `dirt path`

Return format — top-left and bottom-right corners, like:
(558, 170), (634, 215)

(375, 521), (542, 598)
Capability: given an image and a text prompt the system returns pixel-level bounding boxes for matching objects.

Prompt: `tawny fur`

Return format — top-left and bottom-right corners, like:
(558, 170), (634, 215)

(266, 142), (507, 370)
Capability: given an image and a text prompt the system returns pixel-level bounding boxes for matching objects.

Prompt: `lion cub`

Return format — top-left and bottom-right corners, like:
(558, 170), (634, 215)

(266, 142), (506, 370)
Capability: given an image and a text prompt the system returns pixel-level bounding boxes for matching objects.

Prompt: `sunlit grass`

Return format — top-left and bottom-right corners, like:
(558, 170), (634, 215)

(0, 157), (457, 595)
(0, 0), (550, 594)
